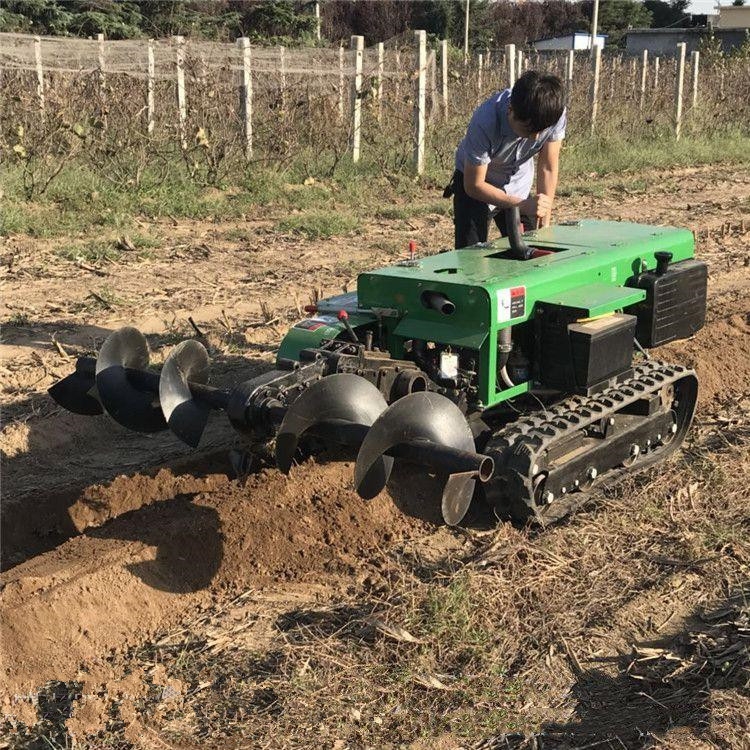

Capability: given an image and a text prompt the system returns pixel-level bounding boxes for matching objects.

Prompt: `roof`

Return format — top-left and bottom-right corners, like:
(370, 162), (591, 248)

(532, 31), (608, 43)
(626, 25), (748, 35)
(626, 27), (706, 35)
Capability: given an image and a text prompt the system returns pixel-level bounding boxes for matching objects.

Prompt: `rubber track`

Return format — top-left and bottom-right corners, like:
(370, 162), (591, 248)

(484, 360), (699, 523)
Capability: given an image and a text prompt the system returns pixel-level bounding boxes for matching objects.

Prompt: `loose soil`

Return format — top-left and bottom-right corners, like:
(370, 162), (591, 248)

(1, 163), (749, 748)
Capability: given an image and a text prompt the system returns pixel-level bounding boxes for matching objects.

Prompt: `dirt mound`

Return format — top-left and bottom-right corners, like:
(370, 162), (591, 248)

(663, 308), (750, 408)
(0, 459), (427, 714)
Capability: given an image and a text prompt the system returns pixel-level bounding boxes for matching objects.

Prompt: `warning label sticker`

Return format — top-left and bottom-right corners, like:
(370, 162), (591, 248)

(294, 316), (337, 331)
(496, 286), (526, 323)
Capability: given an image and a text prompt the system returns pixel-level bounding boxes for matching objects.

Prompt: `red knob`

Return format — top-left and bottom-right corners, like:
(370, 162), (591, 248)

(338, 309), (348, 321)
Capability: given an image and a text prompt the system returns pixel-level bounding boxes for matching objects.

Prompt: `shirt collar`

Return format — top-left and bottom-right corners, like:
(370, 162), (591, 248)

(498, 90), (516, 138)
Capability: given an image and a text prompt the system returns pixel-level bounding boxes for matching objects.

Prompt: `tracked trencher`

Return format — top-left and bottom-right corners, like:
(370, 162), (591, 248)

(50, 209), (706, 525)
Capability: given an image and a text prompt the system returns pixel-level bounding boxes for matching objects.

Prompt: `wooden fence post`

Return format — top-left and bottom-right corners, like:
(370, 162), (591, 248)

(395, 49), (401, 100)
(376, 41), (384, 122)
(589, 44), (601, 136)
(414, 30), (427, 175)
(175, 35), (187, 149)
(653, 56), (660, 90)
(279, 45), (286, 112)
(674, 42), (686, 139)
(97, 33), (107, 127)
(338, 44), (345, 122)
(440, 39), (449, 120)
(429, 49), (436, 115)
(516, 48), (523, 77)
(237, 37), (253, 159)
(33, 36), (45, 117)
(477, 52), (483, 99)
(690, 50), (699, 109)
(505, 43), (516, 88)
(639, 49), (648, 110)
(566, 49), (574, 99)
(350, 35), (364, 163)
(147, 40), (155, 134)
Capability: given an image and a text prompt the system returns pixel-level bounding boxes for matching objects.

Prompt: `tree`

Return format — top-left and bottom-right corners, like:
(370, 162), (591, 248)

(643, 0), (690, 29)
(581, 0), (652, 46)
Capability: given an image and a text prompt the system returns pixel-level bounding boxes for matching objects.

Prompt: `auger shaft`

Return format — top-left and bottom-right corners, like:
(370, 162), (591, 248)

(73, 356), (231, 410)
(298, 421), (492, 478)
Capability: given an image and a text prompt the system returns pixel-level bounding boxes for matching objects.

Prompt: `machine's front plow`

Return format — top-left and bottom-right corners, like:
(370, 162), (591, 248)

(50, 327), (494, 525)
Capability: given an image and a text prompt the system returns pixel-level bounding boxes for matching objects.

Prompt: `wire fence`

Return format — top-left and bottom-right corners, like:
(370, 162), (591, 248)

(1, 31), (749, 198)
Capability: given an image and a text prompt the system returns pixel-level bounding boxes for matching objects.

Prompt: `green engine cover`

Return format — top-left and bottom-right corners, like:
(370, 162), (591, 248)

(278, 220), (695, 408)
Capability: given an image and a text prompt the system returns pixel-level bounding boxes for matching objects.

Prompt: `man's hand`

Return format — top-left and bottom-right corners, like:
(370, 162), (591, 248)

(519, 193), (552, 228)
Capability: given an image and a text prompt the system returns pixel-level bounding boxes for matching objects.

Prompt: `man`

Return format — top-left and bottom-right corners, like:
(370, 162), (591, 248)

(448, 70), (567, 249)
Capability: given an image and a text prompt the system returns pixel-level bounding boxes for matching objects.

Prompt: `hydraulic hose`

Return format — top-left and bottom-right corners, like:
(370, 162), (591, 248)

(505, 206), (532, 260)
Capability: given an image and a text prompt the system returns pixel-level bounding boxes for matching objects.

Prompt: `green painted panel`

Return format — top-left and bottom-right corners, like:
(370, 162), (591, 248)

(393, 317), (488, 349)
(356, 220), (695, 406)
(538, 283), (646, 318)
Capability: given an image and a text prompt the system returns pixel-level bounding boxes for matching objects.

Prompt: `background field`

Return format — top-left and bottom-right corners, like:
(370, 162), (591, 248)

(1, 34), (750, 750)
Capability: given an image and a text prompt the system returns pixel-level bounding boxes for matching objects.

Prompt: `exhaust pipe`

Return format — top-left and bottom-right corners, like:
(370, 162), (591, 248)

(421, 290), (455, 315)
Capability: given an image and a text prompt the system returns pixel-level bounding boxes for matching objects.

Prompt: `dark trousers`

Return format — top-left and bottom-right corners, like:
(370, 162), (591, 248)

(448, 169), (531, 249)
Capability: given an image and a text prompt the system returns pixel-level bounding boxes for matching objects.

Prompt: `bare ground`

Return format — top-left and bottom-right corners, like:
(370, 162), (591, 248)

(1, 163), (749, 749)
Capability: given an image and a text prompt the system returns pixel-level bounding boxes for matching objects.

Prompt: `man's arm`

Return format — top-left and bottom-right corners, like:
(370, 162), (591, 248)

(536, 140), (562, 227)
(463, 163), (547, 221)
(463, 163), (521, 209)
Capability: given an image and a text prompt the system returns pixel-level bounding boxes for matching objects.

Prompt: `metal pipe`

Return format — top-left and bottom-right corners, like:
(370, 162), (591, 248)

(390, 439), (494, 482)
(73, 356), (230, 409)
(498, 326), (512, 370)
(421, 290), (455, 315)
(304, 423), (493, 481)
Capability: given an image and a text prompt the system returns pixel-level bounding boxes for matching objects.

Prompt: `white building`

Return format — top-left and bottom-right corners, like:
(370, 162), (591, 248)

(533, 32), (607, 51)
(716, 4), (750, 29)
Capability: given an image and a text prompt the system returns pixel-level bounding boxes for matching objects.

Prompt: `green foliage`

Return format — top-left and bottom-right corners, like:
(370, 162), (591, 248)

(0, 0), (317, 42)
(581, 0), (653, 46)
(0, 0), (145, 38)
(644, 0), (690, 29)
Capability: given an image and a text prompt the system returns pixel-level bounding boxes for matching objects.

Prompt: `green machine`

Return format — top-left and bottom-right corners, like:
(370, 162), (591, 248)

(50, 209), (707, 525)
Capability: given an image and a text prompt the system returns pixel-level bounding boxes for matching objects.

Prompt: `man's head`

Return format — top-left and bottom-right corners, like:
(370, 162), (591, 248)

(509, 71), (565, 138)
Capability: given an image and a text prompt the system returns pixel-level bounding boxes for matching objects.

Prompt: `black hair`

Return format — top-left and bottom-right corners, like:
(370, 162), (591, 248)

(510, 71), (565, 132)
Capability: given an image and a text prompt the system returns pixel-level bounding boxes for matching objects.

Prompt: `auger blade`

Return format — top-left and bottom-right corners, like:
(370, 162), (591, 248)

(159, 340), (211, 448)
(441, 472), (479, 527)
(354, 392), (481, 526)
(48, 358), (103, 416)
(275, 373), (390, 478)
(95, 326), (167, 433)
